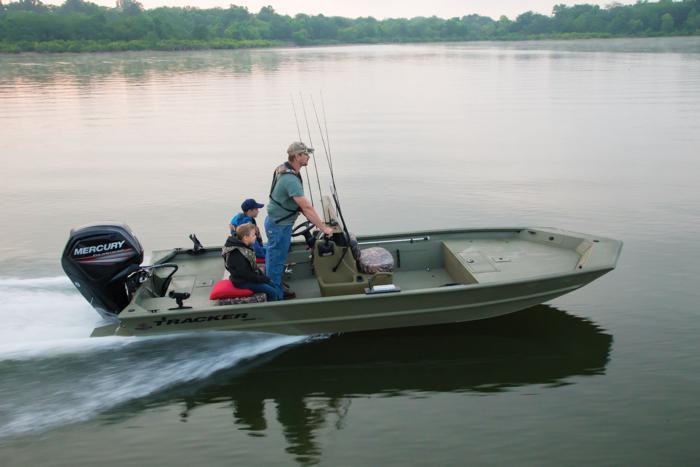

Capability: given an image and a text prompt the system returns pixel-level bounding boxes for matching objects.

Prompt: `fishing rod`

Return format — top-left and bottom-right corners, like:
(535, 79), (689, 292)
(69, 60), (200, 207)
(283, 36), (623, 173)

(291, 94), (303, 140)
(320, 91), (333, 175)
(309, 94), (334, 226)
(291, 95), (314, 208)
(309, 94), (353, 253)
(316, 93), (351, 239)
(310, 95), (335, 193)
(299, 92), (324, 210)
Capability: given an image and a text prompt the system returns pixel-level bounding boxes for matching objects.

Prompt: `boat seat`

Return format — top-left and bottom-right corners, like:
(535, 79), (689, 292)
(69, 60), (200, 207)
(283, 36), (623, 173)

(357, 247), (395, 274)
(346, 233), (394, 274)
(209, 279), (254, 300)
(313, 234), (394, 297)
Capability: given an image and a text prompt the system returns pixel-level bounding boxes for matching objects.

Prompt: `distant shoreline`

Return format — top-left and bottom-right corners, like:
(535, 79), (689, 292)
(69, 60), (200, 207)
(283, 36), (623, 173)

(2, 33), (699, 54)
(2, 0), (699, 54)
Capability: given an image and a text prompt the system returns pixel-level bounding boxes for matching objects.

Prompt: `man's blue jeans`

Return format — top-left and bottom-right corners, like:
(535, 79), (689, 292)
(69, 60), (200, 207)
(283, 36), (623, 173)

(236, 281), (284, 301)
(264, 216), (293, 289)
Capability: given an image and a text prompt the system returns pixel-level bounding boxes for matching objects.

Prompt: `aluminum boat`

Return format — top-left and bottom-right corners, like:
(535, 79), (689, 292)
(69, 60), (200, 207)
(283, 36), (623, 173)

(62, 198), (622, 337)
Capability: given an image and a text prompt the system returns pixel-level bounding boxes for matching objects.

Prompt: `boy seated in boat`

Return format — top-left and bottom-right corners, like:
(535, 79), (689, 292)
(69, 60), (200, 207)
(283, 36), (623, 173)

(229, 198), (266, 260)
(222, 223), (284, 301)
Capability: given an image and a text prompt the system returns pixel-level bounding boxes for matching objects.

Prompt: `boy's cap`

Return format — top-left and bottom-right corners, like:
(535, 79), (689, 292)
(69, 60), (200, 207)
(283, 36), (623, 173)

(241, 198), (264, 211)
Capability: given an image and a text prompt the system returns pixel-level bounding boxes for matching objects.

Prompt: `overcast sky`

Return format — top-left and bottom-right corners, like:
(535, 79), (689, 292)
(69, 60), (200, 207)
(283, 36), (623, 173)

(36, 1), (638, 20)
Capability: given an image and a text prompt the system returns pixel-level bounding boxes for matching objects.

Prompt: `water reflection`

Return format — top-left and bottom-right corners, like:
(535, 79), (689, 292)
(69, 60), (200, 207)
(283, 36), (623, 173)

(0, 50), (285, 86)
(174, 305), (612, 464)
(2, 37), (697, 88)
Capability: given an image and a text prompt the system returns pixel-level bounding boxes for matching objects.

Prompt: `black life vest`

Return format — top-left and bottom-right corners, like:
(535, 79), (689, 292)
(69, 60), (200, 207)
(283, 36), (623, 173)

(268, 161), (304, 223)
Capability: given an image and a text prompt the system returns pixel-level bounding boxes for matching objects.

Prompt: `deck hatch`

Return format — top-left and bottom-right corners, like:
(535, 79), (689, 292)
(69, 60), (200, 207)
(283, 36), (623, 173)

(458, 250), (499, 273)
(491, 256), (512, 263)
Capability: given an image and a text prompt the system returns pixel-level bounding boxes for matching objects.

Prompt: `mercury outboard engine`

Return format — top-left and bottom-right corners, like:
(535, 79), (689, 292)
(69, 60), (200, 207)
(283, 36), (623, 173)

(61, 222), (144, 319)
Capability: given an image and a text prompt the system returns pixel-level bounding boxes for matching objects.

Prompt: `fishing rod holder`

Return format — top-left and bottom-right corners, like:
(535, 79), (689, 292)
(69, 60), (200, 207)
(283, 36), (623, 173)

(168, 291), (192, 310)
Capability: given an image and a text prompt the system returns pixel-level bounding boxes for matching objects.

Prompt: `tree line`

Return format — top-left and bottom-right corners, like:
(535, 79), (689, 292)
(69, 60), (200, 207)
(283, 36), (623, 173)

(1, 0), (699, 53)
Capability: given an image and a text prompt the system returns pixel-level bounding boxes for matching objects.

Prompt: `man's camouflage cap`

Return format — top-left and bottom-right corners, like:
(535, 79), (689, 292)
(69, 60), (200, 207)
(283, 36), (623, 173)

(287, 141), (314, 155)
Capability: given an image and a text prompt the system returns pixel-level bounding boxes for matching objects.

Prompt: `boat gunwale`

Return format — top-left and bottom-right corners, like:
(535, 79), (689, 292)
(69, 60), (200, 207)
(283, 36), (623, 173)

(134, 226), (622, 317)
(151, 226), (623, 264)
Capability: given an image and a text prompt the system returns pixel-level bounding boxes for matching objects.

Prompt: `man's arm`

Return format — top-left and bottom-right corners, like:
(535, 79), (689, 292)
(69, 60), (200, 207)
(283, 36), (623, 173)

(293, 196), (334, 236)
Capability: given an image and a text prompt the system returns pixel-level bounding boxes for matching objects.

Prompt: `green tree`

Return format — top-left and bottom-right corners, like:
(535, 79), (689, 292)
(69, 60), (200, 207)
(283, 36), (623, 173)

(191, 22), (208, 39)
(116, 0), (142, 16)
(7, 0), (50, 13)
(59, 0), (101, 15)
(495, 15), (512, 37)
(628, 18), (644, 33)
(292, 27), (309, 44)
(687, 8), (700, 32)
(513, 11), (551, 35)
(661, 12), (675, 32)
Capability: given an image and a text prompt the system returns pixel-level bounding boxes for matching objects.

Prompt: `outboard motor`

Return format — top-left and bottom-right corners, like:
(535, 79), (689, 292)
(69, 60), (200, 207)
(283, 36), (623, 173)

(61, 222), (144, 319)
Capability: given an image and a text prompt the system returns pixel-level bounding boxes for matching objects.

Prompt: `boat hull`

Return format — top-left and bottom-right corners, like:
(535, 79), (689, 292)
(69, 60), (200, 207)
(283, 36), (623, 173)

(101, 268), (611, 337)
(88, 227), (622, 337)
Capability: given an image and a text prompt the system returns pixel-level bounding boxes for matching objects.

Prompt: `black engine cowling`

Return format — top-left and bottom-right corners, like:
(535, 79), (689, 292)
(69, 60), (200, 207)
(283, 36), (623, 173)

(61, 222), (144, 318)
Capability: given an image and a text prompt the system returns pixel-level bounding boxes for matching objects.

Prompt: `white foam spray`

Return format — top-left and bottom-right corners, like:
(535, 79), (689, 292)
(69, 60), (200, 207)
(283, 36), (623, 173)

(0, 276), (310, 440)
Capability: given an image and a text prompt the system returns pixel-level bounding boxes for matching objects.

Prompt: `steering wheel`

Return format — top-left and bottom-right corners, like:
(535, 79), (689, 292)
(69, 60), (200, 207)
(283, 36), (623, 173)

(291, 220), (315, 238)
(291, 220), (317, 248)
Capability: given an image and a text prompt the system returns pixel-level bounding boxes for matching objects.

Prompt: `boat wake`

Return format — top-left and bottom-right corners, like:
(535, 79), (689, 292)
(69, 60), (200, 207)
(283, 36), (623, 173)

(0, 276), (309, 440)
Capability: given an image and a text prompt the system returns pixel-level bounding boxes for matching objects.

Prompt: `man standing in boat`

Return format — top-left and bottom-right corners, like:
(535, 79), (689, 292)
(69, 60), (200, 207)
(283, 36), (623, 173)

(265, 141), (334, 298)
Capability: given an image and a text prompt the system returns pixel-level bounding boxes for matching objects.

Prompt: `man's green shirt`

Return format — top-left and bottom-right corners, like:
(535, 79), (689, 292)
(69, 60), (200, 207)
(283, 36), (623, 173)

(268, 173), (304, 225)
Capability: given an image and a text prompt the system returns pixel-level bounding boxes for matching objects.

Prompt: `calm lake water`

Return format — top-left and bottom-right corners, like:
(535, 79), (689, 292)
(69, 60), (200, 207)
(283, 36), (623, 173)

(1, 37), (700, 465)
